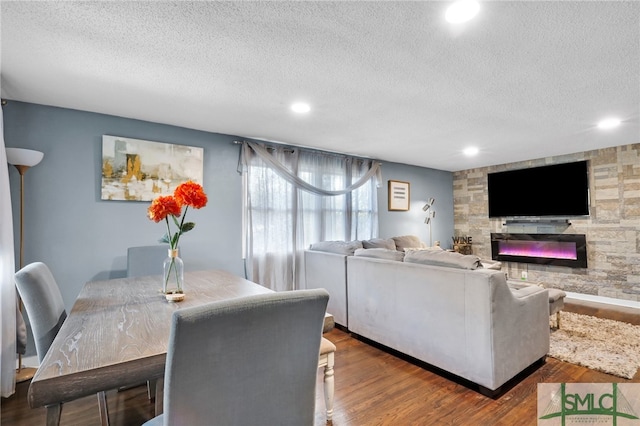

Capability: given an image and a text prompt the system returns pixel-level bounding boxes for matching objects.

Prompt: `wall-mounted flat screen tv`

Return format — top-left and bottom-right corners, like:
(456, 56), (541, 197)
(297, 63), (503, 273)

(487, 161), (590, 218)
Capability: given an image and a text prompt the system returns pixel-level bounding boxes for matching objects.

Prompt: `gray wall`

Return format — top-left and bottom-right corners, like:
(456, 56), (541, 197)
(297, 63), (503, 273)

(4, 102), (453, 313)
(4, 102), (245, 312)
(378, 162), (453, 248)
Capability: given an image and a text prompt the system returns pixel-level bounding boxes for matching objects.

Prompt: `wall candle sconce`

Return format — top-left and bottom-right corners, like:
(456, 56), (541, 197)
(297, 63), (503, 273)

(6, 147), (44, 383)
(422, 197), (435, 246)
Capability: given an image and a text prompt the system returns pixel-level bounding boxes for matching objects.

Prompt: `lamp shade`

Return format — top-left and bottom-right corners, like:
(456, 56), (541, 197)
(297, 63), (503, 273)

(6, 148), (44, 167)
(422, 197), (435, 211)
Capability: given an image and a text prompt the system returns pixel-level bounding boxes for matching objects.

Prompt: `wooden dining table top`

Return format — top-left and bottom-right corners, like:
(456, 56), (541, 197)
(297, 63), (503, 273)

(28, 269), (272, 409)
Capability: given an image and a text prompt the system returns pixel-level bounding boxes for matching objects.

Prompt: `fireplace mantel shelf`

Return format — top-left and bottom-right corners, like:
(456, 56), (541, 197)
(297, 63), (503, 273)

(503, 219), (571, 226)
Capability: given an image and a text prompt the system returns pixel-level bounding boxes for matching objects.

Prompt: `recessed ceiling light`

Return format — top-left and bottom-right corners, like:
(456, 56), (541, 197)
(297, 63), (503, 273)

(597, 117), (621, 130)
(446, 0), (480, 24)
(291, 102), (311, 114)
(463, 146), (479, 156)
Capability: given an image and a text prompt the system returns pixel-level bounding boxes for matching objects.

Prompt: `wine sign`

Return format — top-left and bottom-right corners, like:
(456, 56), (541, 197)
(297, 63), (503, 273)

(452, 236), (473, 255)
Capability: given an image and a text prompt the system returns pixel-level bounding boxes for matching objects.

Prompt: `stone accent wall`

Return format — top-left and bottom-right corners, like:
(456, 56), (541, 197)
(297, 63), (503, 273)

(453, 143), (640, 301)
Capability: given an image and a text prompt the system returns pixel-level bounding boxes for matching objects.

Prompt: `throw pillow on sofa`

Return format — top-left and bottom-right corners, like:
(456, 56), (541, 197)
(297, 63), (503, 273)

(309, 240), (363, 256)
(391, 235), (426, 251)
(362, 238), (396, 250)
(480, 259), (502, 270)
(404, 249), (482, 270)
(354, 248), (405, 262)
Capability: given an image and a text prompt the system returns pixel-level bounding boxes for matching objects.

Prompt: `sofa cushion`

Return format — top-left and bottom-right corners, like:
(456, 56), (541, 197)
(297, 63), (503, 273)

(404, 246), (444, 253)
(404, 249), (482, 270)
(362, 238), (396, 250)
(354, 248), (405, 262)
(391, 235), (425, 251)
(309, 240), (363, 256)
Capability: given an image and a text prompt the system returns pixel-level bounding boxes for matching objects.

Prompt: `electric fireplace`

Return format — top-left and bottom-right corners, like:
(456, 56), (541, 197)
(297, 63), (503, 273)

(491, 233), (587, 268)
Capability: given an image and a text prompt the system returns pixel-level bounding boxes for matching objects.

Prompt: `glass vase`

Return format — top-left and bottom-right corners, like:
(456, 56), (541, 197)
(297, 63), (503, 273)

(163, 248), (184, 302)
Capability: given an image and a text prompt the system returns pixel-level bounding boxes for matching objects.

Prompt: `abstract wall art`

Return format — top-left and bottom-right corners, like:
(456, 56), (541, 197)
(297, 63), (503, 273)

(101, 135), (204, 201)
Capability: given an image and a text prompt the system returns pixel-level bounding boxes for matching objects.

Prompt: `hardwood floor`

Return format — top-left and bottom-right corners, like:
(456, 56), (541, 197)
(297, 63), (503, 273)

(3, 322), (639, 426)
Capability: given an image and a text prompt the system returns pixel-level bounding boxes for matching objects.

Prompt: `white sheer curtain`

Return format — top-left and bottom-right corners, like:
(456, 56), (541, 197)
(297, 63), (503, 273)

(240, 142), (380, 291)
(0, 105), (17, 397)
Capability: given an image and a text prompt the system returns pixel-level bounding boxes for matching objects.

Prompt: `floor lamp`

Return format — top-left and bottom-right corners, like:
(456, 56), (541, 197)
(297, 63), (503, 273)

(6, 147), (44, 383)
(422, 197), (435, 247)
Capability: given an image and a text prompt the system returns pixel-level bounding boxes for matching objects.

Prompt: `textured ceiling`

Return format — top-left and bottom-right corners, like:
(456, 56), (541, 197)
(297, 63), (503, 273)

(1, 1), (639, 171)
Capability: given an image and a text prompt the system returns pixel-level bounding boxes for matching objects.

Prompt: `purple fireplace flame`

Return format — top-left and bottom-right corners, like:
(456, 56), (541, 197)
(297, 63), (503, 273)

(491, 233), (587, 268)
(497, 241), (577, 260)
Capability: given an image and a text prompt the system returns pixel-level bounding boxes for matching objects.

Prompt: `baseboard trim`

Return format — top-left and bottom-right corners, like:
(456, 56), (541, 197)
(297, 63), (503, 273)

(564, 293), (640, 326)
(565, 292), (640, 310)
(16, 355), (38, 369)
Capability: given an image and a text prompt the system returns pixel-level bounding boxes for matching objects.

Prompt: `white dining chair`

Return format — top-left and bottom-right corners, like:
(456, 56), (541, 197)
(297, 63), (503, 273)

(143, 288), (329, 426)
(15, 262), (111, 425)
(318, 337), (336, 421)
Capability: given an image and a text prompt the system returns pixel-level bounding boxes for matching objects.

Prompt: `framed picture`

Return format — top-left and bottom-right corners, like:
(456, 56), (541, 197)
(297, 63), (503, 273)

(388, 180), (410, 211)
(101, 135), (204, 201)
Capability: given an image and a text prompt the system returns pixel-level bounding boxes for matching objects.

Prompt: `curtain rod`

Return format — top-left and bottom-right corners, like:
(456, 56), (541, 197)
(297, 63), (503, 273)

(232, 140), (378, 163)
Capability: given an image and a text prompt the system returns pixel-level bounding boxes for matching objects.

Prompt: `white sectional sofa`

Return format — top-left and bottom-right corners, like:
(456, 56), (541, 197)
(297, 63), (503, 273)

(304, 236), (550, 393)
(305, 250), (349, 327)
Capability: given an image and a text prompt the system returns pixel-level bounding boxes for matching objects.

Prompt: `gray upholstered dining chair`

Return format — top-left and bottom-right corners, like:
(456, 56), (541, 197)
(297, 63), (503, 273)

(127, 245), (171, 278)
(143, 288), (329, 426)
(14, 262), (110, 425)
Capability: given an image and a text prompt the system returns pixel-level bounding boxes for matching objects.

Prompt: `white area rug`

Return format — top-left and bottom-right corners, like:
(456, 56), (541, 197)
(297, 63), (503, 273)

(549, 312), (640, 379)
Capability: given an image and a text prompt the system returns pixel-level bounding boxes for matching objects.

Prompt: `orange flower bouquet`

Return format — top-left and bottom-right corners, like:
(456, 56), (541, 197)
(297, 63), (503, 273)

(148, 181), (208, 300)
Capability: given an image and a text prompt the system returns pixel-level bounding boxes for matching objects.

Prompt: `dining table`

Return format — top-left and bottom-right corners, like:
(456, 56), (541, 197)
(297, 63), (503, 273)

(28, 269), (273, 426)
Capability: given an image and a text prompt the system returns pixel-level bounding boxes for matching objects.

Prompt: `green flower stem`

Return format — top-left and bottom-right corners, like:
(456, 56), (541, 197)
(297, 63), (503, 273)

(167, 205), (190, 250)
(164, 217), (176, 290)
(165, 257), (181, 292)
(177, 206), (189, 245)
(163, 209), (189, 292)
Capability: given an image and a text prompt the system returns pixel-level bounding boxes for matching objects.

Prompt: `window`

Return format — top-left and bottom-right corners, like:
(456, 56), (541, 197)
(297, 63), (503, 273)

(241, 142), (380, 290)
